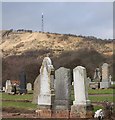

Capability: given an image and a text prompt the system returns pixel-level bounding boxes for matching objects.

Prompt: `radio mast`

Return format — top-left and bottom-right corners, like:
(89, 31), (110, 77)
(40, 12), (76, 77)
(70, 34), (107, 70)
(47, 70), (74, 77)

(42, 13), (44, 32)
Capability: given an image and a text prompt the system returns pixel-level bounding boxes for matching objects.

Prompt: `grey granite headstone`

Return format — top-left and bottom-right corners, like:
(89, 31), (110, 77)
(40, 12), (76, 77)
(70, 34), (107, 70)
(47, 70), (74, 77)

(100, 63), (110, 88)
(19, 72), (27, 94)
(54, 67), (71, 110)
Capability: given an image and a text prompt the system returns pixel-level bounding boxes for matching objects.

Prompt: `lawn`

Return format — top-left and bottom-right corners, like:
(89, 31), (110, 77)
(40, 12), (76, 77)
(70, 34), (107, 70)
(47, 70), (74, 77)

(88, 88), (113, 94)
(2, 101), (37, 110)
(89, 95), (113, 102)
(2, 93), (33, 100)
(1, 88), (114, 112)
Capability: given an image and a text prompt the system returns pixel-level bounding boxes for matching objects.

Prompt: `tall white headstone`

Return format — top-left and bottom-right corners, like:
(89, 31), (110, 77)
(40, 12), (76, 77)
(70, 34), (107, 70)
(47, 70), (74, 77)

(38, 57), (54, 106)
(73, 66), (90, 105)
(70, 66), (93, 118)
(36, 57), (55, 118)
(5, 80), (12, 94)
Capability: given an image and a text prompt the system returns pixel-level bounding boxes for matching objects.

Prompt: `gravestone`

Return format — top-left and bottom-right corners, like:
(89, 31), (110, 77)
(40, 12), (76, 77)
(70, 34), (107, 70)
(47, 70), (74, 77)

(109, 75), (112, 82)
(70, 66), (93, 118)
(53, 67), (71, 118)
(3, 87), (5, 91)
(32, 75), (40, 104)
(36, 57), (55, 118)
(93, 68), (101, 82)
(87, 77), (91, 87)
(26, 83), (32, 91)
(19, 72), (27, 94)
(100, 63), (111, 88)
(5, 80), (12, 94)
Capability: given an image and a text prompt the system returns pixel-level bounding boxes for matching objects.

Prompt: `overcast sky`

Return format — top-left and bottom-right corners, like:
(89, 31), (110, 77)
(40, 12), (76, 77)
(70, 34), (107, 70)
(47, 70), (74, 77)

(2, 2), (113, 39)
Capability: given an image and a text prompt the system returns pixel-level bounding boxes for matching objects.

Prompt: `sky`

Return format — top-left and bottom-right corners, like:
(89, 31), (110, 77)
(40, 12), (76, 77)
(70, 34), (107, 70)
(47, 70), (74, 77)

(2, 2), (113, 39)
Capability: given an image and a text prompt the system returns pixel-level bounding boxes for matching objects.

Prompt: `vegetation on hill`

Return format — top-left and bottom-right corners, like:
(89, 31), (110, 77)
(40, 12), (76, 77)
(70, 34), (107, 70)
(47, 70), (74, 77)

(1, 30), (113, 85)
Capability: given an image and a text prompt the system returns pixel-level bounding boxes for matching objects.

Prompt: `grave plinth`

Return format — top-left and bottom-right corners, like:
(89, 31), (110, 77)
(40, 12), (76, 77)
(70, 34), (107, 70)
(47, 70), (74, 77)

(70, 102), (93, 118)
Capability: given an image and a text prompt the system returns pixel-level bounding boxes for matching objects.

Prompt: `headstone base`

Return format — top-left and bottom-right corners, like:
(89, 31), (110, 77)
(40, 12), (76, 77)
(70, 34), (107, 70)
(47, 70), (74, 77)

(36, 108), (52, 118)
(70, 104), (93, 118)
(52, 110), (70, 118)
(100, 82), (111, 89)
(19, 89), (27, 94)
(89, 82), (100, 89)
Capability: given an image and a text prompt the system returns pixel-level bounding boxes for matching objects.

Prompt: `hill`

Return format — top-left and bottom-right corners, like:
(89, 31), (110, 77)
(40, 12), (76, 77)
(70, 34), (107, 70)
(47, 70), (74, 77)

(0, 30), (113, 85)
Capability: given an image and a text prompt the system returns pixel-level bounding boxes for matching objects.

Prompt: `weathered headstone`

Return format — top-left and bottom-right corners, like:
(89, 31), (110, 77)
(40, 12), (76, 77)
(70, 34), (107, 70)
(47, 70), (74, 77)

(3, 87), (5, 92)
(100, 63), (111, 88)
(53, 67), (71, 118)
(36, 57), (55, 118)
(87, 77), (91, 87)
(26, 83), (32, 91)
(93, 68), (101, 82)
(32, 75), (40, 104)
(109, 75), (112, 82)
(70, 66), (93, 118)
(5, 80), (12, 94)
(19, 72), (27, 94)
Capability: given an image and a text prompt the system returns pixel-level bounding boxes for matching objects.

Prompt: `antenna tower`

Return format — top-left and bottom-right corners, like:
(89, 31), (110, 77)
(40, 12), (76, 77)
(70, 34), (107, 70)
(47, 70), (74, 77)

(42, 13), (44, 32)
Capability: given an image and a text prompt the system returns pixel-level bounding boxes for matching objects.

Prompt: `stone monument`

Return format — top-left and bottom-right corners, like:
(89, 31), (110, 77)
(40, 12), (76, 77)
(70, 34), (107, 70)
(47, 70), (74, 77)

(100, 63), (111, 88)
(32, 75), (40, 104)
(36, 57), (55, 118)
(70, 66), (93, 118)
(19, 71), (27, 94)
(5, 80), (12, 94)
(26, 83), (32, 91)
(53, 67), (71, 118)
(93, 68), (101, 82)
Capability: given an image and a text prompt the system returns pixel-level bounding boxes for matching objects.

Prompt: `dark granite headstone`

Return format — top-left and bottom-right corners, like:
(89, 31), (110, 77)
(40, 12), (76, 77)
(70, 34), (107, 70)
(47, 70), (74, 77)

(19, 71), (27, 94)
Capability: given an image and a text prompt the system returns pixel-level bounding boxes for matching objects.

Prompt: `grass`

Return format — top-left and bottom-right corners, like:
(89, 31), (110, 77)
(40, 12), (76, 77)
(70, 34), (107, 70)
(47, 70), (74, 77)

(1, 88), (114, 113)
(2, 101), (37, 110)
(89, 95), (113, 102)
(2, 93), (33, 100)
(93, 105), (104, 112)
(88, 88), (113, 94)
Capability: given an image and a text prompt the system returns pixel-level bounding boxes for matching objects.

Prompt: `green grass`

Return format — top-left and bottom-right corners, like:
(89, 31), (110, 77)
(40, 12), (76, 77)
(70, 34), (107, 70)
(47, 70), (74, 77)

(89, 95), (113, 102)
(93, 105), (104, 112)
(2, 101), (37, 110)
(71, 94), (113, 102)
(2, 93), (33, 100)
(88, 88), (113, 94)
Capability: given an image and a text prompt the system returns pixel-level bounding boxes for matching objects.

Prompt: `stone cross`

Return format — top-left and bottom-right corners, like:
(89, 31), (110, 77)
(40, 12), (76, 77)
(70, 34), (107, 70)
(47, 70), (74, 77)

(26, 83), (32, 91)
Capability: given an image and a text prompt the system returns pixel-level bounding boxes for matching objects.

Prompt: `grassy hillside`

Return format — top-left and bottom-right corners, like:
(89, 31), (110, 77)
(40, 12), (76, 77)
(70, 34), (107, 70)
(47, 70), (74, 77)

(1, 30), (113, 85)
